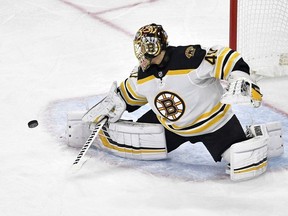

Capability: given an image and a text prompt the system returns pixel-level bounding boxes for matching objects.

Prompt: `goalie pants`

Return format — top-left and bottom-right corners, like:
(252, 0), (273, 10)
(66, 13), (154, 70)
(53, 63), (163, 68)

(137, 110), (247, 162)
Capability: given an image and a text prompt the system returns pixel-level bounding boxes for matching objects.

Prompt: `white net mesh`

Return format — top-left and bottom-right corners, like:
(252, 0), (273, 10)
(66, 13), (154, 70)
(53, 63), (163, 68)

(237, 0), (288, 76)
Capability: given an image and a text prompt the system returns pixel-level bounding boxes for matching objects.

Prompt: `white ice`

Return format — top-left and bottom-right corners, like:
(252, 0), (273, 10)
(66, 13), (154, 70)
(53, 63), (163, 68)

(1, 0), (288, 216)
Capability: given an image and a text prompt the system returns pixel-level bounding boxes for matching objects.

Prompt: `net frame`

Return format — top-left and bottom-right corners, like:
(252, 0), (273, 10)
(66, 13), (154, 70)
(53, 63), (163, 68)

(229, 0), (288, 77)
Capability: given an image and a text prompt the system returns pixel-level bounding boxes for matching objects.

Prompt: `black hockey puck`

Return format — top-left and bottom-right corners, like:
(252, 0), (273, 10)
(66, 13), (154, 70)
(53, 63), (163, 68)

(28, 120), (38, 128)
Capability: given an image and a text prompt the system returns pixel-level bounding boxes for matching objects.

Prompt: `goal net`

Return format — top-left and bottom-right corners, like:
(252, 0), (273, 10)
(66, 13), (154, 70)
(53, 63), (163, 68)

(230, 0), (288, 77)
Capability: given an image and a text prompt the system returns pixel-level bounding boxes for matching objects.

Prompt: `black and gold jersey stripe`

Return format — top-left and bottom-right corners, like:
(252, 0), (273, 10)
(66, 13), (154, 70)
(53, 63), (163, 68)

(157, 103), (231, 136)
(214, 48), (242, 79)
(119, 78), (147, 106)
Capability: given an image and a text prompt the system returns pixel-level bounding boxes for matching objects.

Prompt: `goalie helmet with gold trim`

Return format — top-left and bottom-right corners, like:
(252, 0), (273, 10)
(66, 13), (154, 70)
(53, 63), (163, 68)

(133, 23), (168, 71)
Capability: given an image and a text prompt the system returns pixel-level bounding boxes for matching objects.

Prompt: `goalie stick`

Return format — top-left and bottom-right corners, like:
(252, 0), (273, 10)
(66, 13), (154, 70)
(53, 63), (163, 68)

(71, 117), (108, 172)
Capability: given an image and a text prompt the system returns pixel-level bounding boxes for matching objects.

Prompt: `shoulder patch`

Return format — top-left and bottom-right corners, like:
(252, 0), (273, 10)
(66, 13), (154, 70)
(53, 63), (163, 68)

(185, 46), (196, 59)
(168, 45), (206, 70)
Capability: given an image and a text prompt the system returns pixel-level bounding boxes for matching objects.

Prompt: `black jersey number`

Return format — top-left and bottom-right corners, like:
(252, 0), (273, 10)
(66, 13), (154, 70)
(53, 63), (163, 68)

(205, 49), (217, 65)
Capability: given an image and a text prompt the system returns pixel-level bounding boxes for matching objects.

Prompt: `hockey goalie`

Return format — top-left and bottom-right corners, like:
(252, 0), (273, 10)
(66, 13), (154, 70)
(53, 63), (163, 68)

(67, 23), (284, 181)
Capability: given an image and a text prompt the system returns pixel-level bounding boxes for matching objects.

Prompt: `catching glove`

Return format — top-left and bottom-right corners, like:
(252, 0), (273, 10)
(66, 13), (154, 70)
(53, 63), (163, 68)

(221, 71), (262, 108)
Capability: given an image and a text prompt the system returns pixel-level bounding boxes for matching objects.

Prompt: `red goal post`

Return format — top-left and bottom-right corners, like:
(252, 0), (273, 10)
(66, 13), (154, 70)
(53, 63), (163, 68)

(229, 0), (288, 77)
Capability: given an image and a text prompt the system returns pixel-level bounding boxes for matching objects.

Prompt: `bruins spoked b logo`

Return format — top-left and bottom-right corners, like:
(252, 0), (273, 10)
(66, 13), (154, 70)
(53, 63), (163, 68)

(154, 91), (185, 121)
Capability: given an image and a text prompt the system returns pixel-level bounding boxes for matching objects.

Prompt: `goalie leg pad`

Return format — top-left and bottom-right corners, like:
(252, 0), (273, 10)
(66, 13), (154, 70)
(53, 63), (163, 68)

(223, 135), (268, 181)
(66, 111), (90, 148)
(246, 122), (284, 158)
(66, 112), (168, 160)
(96, 121), (168, 160)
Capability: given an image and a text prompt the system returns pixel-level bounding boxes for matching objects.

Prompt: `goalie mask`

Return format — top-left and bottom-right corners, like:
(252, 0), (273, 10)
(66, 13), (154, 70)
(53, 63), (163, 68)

(133, 23), (168, 71)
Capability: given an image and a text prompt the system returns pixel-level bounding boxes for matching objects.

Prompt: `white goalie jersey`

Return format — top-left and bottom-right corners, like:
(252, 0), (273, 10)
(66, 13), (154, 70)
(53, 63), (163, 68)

(119, 45), (249, 136)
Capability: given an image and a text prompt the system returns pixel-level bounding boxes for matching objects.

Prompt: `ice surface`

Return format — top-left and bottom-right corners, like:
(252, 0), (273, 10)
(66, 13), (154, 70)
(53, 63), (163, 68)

(1, 0), (288, 216)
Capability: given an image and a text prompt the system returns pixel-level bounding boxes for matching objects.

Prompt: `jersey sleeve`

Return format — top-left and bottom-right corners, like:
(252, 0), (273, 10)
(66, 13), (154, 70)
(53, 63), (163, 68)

(118, 67), (148, 112)
(206, 45), (250, 80)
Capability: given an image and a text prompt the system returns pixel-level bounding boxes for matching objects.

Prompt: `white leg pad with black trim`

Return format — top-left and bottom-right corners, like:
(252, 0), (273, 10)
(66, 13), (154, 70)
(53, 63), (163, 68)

(223, 135), (268, 181)
(97, 120), (167, 160)
(66, 111), (91, 148)
(246, 122), (284, 158)
(66, 111), (167, 160)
